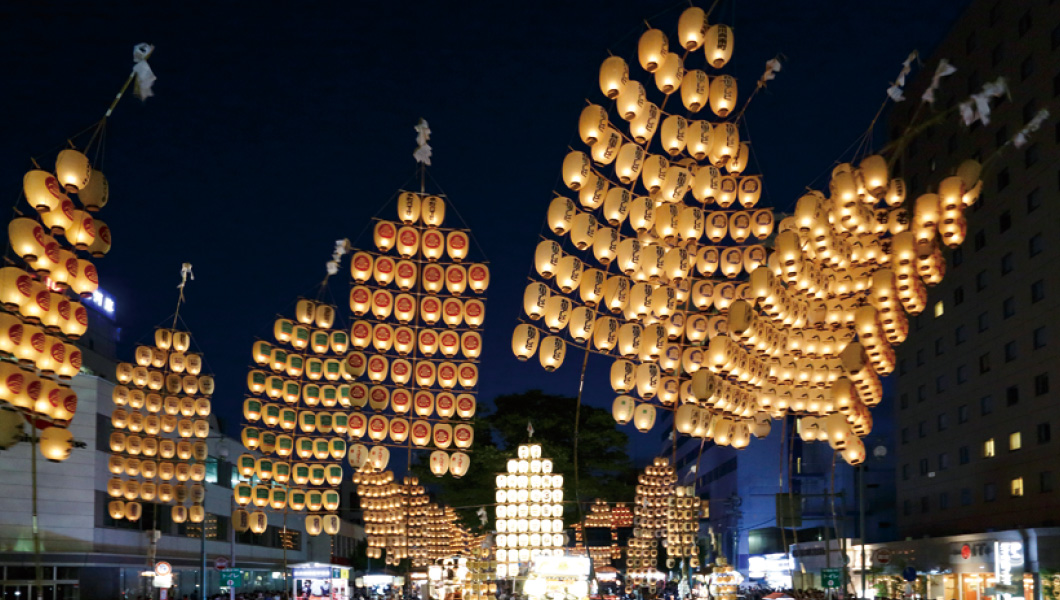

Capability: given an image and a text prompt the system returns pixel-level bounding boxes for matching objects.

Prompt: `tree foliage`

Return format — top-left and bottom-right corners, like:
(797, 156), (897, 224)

(411, 389), (638, 532)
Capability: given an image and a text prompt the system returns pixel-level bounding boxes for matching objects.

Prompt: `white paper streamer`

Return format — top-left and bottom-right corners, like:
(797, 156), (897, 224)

(959, 77), (1008, 126)
(1013, 109), (1051, 148)
(413, 118), (433, 166)
(921, 59), (957, 105)
(178, 263), (194, 289)
(132, 43), (156, 101)
(886, 51), (918, 102)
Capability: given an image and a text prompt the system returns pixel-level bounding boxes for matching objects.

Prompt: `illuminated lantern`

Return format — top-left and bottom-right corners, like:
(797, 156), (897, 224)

(374, 220), (397, 252)
(368, 445), (389, 469)
(512, 324), (540, 361)
(660, 115), (688, 156)
(395, 226), (420, 258)
(65, 210), (96, 250)
(421, 195), (446, 227)
(709, 74), (737, 118)
(15, 323), (45, 366)
(655, 53), (684, 95)
(415, 361), (437, 387)
(599, 56), (629, 99)
(641, 155), (668, 193)
(24, 170), (67, 212)
(628, 197), (655, 234)
(445, 265), (467, 295)
(456, 394), (476, 418)
(633, 403), (657, 432)
(9, 219), (47, 263)
(69, 260), (98, 298)
(430, 450), (450, 476)
(249, 511), (268, 534)
(55, 149), (92, 192)
(547, 196), (576, 235)
(433, 423), (453, 449)
(450, 452), (470, 478)
(704, 24), (734, 68)
(458, 363), (478, 388)
(421, 296), (442, 325)
(441, 297), (464, 327)
(562, 151), (592, 191)
(579, 104), (609, 146)
(349, 251), (374, 283)
(371, 289), (394, 320)
(591, 127), (622, 165)
(538, 336), (566, 372)
(612, 395), (635, 425)
(638, 28), (668, 72)
(40, 198), (74, 236)
(39, 427), (73, 462)
(678, 7), (708, 49)
(738, 176), (762, 208)
(616, 80), (647, 121)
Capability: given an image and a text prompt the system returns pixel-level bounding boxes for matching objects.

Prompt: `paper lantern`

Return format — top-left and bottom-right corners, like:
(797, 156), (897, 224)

(616, 80), (647, 121)
(450, 452), (470, 477)
(374, 220), (397, 251)
(9, 219), (48, 264)
(512, 324), (540, 361)
(641, 155), (668, 193)
(599, 56), (629, 99)
(445, 265), (467, 295)
(415, 361), (437, 387)
(538, 336), (566, 372)
(655, 53), (684, 95)
(433, 423), (453, 449)
(23, 170), (67, 213)
(395, 226), (420, 258)
(638, 28), (669, 72)
(441, 297), (464, 327)
(709, 74), (737, 118)
(591, 127), (622, 165)
(368, 445), (390, 469)
(421, 195), (446, 227)
(579, 104), (609, 144)
(39, 427), (72, 462)
(678, 6), (708, 49)
(704, 24), (734, 68)
(420, 296), (442, 325)
(39, 198), (74, 237)
(55, 149), (91, 192)
(660, 115), (688, 156)
(562, 151), (592, 191)
(612, 395), (635, 425)
(547, 196), (576, 235)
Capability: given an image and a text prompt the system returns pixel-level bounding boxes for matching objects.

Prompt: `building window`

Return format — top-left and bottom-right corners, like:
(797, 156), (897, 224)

(958, 405), (969, 424)
(920, 458), (929, 475)
(957, 364), (968, 384)
(1010, 432), (1022, 451)
(1025, 143), (1039, 167)
(938, 413), (949, 432)
(899, 359), (908, 375)
(995, 168), (1010, 193)
(916, 349), (925, 366)
(1005, 341), (1018, 362)
(903, 499), (912, 516)
(991, 43), (1004, 65)
(1027, 188), (1041, 213)
(1032, 280), (1045, 303)
(934, 301), (944, 318)
(984, 438), (996, 457)
(1003, 297), (1015, 319)
(917, 384), (926, 403)
(953, 247), (964, 267)
(939, 452), (950, 471)
(1012, 478), (1025, 497)
(995, 126), (1009, 150)
(1020, 56), (1034, 81)
(919, 421), (928, 438)
(1041, 471), (1054, 493)
(961, 488), (973, 506)
(981, 395), (994, 415)
(936, 375), (947, 393)
(900, 393), (909, 409)
(959, 446), (970, 465)
(939, 492), (950, 510)
(901, 428), (909, 445)
(1001, 253), (1014, 275)
(979, 353), (991, 374)
(1007, 385), (1020, 406)
(1018, 10), (1032, 34)
(976, 270), (988, 290)
(1038, 423), (1051, 444)
(978, 312), (989, 332)
(920, 496), (930, 513)
(1035, 373), (1050, 395)
(965, 31), (978, 53)
(935, 337), (944, 355)
(999, 211), (1013, 234)
(1023, 100), (1037, 125)
(954, 286), (964, 305)
(1034, 327), (1047, 349)
(902, 464), (910, 481)
(955, 325), (967, 345)
(985, 482), (998, 502)
(1054, 24), (1060, 49)
(1029, 233), (1043, 257)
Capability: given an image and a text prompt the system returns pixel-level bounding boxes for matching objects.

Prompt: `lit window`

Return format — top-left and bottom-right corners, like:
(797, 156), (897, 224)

(984, 438), (996, 457)
(934, 301), (945, 318)
(1010, 432), (1022, 451)
(1012, 478), (1024, 497)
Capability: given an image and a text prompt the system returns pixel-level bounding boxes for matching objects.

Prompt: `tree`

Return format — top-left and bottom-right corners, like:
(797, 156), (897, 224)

(412, 389), (638, 531)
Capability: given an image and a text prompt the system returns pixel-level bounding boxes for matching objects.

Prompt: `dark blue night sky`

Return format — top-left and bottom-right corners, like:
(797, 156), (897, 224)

(0, 1), (970, 460)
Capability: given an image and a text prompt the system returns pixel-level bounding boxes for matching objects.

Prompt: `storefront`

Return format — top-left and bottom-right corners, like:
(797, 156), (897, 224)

(523, 554), (591, 600)
(291, 563), (351, 600)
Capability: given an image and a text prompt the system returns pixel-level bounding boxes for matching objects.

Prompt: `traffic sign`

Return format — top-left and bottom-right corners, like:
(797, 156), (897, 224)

(875, 548), (892, 564)
(221, 569), (243, 588)
(214, 556), (229, 571)
(822, 568), (842, 589)
(903, 566), (918, 582)
(154, 562), (172, 577)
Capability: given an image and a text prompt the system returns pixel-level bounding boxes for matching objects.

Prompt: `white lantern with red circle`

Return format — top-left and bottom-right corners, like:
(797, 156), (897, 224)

(441, 298), (464, 328)
(456, 394), (476, 419)
(373, 221), (397, 252)
(395, 226), (420, 258)
(414, 391), (435, 417)
(394, 260), (417, 291)
(437, 362), (458, 389)
(420, 296), (442, 325)
(350, 252), (373, 283)
(422, 263), (445, 293)
(390, 359), (412, 385)
(460, 332), (482, 358)
(458, 363), (479, 388)
(447, 231), (470, 261)
(433, 424), (453, 449)
(418, 329), (439, 356)
(349, 287), (371, 316)
(415, 362), (437, 387)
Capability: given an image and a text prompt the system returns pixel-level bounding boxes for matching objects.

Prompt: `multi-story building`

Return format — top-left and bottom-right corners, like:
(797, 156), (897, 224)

(0, 288), (362, 599)
(659, 404), (897, 581)
(891, 0), (1060, 540)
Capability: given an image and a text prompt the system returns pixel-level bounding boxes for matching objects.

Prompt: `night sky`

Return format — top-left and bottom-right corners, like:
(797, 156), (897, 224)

(0, 1), (970, 457)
